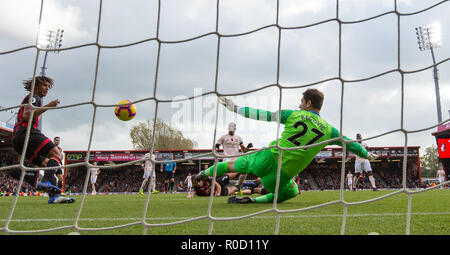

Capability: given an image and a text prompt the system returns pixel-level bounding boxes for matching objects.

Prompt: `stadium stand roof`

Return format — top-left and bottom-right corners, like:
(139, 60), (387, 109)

(432, 122), (450, 138)
(64, 146), (420, 163)
(0, 120), (13, 149)
(432, 122), (450, 173)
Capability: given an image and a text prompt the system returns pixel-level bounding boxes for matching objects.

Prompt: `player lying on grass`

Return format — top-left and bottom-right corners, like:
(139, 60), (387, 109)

(238, 177), (276, 197)
(13, 76), (75, 204)
(188, 173), (252, 198)
(195, 88), (377, 204)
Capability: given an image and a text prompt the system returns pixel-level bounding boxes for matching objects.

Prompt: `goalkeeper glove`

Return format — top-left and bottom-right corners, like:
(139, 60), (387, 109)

(219, 97), (239, 113)
(247, 142), (253, 149)
(228, 196), (255, 204)
(215, 144), (221, 150)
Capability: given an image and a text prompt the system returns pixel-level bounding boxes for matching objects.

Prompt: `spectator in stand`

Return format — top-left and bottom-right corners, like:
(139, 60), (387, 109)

(302, 178), (311, 191)
(177, 181), (184, 192)
(0, 169), (35, 195)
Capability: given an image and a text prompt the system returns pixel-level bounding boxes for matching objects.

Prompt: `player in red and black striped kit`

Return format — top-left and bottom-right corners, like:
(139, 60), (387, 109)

(13, 76), (74, 204)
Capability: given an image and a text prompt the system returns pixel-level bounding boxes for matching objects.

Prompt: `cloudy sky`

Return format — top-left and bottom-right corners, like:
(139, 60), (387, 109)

(0, 0), (449, 155)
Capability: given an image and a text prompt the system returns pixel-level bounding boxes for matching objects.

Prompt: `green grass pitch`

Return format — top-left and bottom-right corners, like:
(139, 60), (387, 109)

(1, 189), (449, 235)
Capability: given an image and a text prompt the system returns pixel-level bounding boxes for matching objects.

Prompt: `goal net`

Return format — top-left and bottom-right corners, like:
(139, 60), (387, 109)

(0, 0), (449, 235)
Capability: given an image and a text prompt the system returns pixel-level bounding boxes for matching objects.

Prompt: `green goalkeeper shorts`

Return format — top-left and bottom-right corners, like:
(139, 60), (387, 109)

(234, 148), (298, 199)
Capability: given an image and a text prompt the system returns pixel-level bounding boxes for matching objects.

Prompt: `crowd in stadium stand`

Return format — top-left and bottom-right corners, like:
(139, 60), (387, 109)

(0, 150), (423, 195)
(48, 160), (424, 193)
(0, 150), (35, 195)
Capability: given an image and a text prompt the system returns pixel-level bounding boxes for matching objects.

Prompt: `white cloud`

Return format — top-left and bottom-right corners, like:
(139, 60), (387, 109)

(280, 0), (326, 16)
(0, 1), (41, 41)
(0, 0), (91, 45)
(40, 1), (91, 42)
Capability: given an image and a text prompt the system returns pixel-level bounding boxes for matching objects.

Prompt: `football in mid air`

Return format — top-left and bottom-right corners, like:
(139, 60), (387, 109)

(114, 99), (136, 121)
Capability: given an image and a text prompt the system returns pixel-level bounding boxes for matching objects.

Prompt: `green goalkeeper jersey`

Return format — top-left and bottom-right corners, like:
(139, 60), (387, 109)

(238, 107), (368, 177)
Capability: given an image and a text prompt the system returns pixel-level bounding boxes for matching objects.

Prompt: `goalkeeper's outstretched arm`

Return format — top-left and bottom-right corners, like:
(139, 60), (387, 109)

(219, 97), (288, 123)
(327, 126), (377, 159)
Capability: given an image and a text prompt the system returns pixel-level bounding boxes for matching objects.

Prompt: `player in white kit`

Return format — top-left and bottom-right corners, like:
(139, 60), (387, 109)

(436, 165), (446, 189)
(185, 172), (193, 194)
(90, 161), (100, 195)
(215, 122), (253, 188)
(140, 152), (156, 194)
(346, 170), (353, 191)
(353, 133), (378, 191)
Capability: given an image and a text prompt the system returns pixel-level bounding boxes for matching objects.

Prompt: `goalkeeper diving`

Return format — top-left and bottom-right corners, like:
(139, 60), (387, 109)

(194, 88), (377, 204)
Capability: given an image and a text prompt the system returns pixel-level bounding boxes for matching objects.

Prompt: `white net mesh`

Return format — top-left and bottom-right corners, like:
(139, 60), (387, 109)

(0, 0), (449, 235)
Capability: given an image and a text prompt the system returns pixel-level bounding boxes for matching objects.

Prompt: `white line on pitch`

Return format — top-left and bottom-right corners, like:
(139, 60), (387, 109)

(1, 211), (449, 222)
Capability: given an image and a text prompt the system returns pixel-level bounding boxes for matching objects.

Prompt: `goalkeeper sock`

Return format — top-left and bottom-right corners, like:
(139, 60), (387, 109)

(203, 162), (228, 177)
(253, 192), (295, 203)
(254, 193), (274, 203)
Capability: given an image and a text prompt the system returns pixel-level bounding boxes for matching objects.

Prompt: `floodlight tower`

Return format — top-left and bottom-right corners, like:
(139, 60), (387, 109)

(38, 28), (64, 76)
(36, 27), (63, 130)
(415, 22), (443, 124)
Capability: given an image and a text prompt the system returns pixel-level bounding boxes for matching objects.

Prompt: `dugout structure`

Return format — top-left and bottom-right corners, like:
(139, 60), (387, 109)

(63, 146), (421, 192)
(432, 122), (450, 181)
(0, 121), (13, 148)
